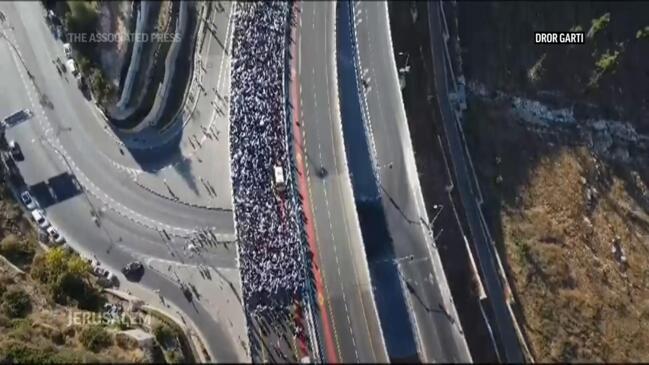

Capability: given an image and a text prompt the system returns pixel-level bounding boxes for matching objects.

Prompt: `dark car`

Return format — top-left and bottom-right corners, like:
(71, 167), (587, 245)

(8, 141), (23, 161)
(2, 109), (32, 127)
(181, 284), (193, 302)
(316, 166), (328, 178)
(121, 261), (144, 280)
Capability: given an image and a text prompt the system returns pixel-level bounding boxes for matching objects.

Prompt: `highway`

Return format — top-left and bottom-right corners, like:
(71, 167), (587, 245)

(427, 1), (525, 362)
(294, 1), (388, 363)
(0, 1), (247, 361)
(352, 1), (472, 363)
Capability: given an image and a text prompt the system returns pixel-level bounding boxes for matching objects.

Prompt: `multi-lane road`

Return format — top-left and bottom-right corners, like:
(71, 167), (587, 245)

(0, 1), (247, 361)
(427, 1), (525, 362)
(294, 1), (388, 363)
(352, 1), (472, 363)
(0, 1), (493, 363)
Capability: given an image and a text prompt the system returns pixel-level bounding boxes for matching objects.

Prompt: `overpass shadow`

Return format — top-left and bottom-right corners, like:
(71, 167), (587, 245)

(28, 172), (82, 209)
(336, 1), (418, 361)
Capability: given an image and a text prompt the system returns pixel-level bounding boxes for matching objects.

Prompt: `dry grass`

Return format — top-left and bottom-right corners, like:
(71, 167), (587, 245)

(0, 261), (146, 363)
(465, 100), (649, 362)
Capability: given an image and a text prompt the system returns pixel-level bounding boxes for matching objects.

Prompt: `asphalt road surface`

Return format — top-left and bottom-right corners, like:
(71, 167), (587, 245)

(427, 2), (525, 362)
(295, 1), (388, 363)
(353, 1), (472, 363)
(0, 1), (246, 361)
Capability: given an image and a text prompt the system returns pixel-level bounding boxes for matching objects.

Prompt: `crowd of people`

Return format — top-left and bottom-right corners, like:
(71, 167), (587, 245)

(229, 2), (307, 317)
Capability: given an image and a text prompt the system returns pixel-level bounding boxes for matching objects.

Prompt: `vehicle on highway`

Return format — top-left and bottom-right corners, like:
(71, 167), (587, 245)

(31, 209), (50, 229)
(2, 109), (32, 127)
(63, 43), (72, 59)
(66, 59), (78, 77)
(20, 191), (36, 210)
(122, 261), (144, 280)
(316, 166), (328, 178)
(181, 284), (193, 302)
(273, 165), (286, 192)
(46, 226), (65, 245)
(8, 140), (23, 161)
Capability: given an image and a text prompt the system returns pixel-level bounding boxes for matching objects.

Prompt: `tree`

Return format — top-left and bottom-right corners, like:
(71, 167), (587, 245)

(0, 234), (35, 266)
(0, 340), (54, 364)
(1, 288), (31, 318)
(79, 325), (112, 352)
(30, 248), (101, 310)
(153, 322), (177, 347)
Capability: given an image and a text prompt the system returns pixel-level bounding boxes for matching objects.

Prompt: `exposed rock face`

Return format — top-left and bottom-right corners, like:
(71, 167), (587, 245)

(467, 81), (649, 165)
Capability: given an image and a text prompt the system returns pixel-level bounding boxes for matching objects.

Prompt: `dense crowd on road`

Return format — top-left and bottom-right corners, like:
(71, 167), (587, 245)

(229, 2), (307, 317)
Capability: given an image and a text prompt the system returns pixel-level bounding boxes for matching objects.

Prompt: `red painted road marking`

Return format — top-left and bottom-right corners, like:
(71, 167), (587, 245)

(289, 3), (340, 363)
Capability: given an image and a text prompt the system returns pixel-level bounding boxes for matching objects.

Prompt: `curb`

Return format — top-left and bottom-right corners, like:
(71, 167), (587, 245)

(104, 288), (209, 363)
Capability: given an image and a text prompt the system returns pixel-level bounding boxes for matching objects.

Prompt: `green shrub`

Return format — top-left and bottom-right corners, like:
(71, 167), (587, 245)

(50, 349), (95, 363)
(0, 234), (35, 266)
(636, 26), (649, 39)
(1, 287), (31, 318)
(153, 322), (177, 347)
(595, 50), (620, 73)
(79, 325), (112, 352)
(166, 349), (185, 364)
(31, 248), (102, 310)
(8, 318), (33, 341)
(0, 340), (54, 364)
(587, 13), (610, 39)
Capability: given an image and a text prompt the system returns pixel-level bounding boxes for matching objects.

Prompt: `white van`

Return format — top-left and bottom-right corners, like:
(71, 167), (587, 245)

(273, 165), (286, 192)
(66, 59), (78, 76)
(31, 209), (50, 229)
(63, 43), (72, 59)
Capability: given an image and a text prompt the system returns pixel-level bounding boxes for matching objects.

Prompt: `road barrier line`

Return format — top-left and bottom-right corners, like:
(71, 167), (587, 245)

(288, 3), (338, 362)
(432, 1), (533, 362)
(330, 1), (388, 362)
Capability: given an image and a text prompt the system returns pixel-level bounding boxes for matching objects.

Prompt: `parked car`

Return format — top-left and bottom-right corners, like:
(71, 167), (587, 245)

(8, 140), (23, 160)
(46, 226), (65, 244)
(92, 266), (108, 277)
(31, 209), (49, 229)
(63, 43), (72, 59)
(2, 109), (32, 127)
(66, 59), (78, 77)
(37, 229), (49, 244)
(20, 190), (36, 210)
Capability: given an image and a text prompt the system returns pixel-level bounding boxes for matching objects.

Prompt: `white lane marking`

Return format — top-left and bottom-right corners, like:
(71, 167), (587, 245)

(3, 26), (204, 237)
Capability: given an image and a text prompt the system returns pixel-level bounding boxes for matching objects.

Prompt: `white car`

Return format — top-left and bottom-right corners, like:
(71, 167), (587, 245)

(66, 59), (78, 76)
(63, 43), (72, 59)
(92, 266), (107, 277)
(31, 209), (50, 229)
(20, 191), (36, 210)
(46, 226), (65, 244)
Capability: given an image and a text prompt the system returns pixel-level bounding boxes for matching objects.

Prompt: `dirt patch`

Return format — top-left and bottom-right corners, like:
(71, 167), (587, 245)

(463, 97), (649, 362)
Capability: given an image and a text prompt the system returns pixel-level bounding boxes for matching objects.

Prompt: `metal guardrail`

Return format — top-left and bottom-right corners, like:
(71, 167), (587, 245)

(282, 2), (322, 362)
(433, 2), (534, 362)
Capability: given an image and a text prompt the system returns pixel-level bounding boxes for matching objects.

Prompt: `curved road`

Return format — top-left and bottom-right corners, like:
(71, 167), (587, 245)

(0, 1), (246, 361)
